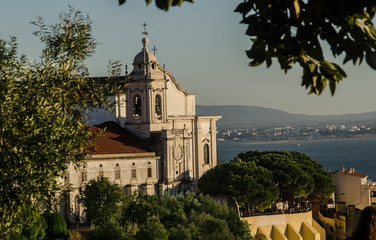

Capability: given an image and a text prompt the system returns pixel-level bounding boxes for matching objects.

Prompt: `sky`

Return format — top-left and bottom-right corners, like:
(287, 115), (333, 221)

(1, 0), (376, 115)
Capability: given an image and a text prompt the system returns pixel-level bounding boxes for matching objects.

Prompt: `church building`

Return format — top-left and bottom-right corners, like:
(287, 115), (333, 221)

(60, 37), (221, 225)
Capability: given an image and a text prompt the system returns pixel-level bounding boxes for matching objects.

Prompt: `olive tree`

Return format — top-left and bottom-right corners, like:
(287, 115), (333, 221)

(79, 178), (126, 226)
(0, 7), (120, 238)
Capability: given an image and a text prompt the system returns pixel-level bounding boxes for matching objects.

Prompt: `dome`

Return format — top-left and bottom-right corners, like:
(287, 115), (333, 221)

(133, 37), (158, 64)
(130, 37), (165, 80)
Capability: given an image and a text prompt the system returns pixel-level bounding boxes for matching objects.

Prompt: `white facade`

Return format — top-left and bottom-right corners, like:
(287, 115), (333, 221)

(331, 167), (376, 210)
(116, 37), (221, 193)
(61, 37), (221, 225)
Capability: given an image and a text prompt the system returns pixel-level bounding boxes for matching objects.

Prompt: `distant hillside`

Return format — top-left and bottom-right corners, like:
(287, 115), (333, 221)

(196, 105), (376, 128)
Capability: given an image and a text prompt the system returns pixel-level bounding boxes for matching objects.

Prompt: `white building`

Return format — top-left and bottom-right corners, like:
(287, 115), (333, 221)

(60, 37), (221, 225)
(331, 167), (376, 210)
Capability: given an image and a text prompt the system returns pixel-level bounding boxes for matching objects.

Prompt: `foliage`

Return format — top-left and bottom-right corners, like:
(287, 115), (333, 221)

(237, 150), (335, 202)
(15, 215), (47, 240)
(198, 151), (334, 208)
(135, 217), (169, 240)
(198, 158), (279, 210)
(16, 211), (69, 240)
(290, 151), (336, 201)
(121, 192), (252, 240)
(80, 179), (252, 239)
(79, 178), (126, 226)
(117, 0), (194, 11)
(119, 0), (376, 96)
(237, 151), (314, 200)
(42, 212), (70, 240)
(0, 7), (121, 238)
(88, 220), (129, 240)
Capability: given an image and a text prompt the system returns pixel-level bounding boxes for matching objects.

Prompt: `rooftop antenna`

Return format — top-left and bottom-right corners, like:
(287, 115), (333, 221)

(125, 65), (128, 76)
(152, 45), (158, 55)
(142, 22), (148, 36)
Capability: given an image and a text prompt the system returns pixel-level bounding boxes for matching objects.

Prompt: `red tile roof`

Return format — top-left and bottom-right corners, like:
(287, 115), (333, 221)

(331, 167), (368, 178)
(88, 121), (151, 155)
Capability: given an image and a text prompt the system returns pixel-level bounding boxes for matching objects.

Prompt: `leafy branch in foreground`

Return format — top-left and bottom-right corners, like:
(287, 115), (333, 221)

(117, 0), (194, 11)
(118, 0), (376, 96)
(235, 0), (376, 95)
(0, 8), (121, 238)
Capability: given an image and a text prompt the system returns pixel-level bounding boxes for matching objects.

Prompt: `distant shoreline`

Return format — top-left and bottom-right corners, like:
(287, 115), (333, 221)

(219, 136), (376, 145)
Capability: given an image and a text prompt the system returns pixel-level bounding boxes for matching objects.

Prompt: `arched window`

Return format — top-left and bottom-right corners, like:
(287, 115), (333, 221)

(133, 95), (142, 117)
(155, 95), (162, 116)
(204, 144), (210, 164)
(82, 170), (87, 183)
(98, 164), (104, 178)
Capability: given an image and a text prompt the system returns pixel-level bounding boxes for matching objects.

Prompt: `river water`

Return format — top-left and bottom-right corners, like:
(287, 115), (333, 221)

(218, 138), (376, 181)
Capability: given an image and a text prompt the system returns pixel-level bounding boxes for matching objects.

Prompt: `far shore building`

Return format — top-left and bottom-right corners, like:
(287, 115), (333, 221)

(59, 37), (221, 225)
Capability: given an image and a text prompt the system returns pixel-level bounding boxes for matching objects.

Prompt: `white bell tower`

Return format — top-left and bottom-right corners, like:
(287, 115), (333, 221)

(114, 34), (221, 194)
(121, 37), (170, 138)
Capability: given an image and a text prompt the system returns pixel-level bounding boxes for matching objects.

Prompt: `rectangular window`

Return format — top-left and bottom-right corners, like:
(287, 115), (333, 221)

(115, 169), (121, 180)
(132, 169), (136, 178)
(82, 171), (87, 182)
(148, 168), (152, 178)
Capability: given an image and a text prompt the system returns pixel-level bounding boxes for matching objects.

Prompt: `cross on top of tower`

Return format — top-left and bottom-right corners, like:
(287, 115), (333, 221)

(152, 45), (158, 55)
(142, 22), (148, 36)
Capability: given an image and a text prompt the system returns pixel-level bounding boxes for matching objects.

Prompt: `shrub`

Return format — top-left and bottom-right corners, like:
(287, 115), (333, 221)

(42, 212), (69, 240)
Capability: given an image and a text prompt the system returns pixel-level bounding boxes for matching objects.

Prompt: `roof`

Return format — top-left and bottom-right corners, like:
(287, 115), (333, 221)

(331, 167), (368, 178)
(130, 37), (165, 80)
(88, 121), (151, 155)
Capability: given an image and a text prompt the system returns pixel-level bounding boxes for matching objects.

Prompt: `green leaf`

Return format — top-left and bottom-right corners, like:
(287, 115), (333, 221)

(249, 60), (263, 67)
(320, 60), (337, 74)
(329, 80), (336, 96)
(319, 66), (336, 81)
(266, 56), (272, 68)
(306, 44), (324, 61)
(332, 63), (347, 79)
(234, 2), (252, 15)
(156, 0), (173, 11)
(172, 0), (184, 6)
(365, 51), (376, 70)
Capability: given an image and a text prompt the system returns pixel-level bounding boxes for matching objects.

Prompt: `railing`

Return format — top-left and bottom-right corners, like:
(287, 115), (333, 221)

(239, 202), (312, 218)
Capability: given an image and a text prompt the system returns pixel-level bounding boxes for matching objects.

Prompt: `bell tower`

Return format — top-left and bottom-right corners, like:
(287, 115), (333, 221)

(114, 33), (221, 194)
(122, 37), (169, 137)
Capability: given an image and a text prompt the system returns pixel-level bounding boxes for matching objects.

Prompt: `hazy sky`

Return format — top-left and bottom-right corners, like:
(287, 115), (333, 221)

(1, 0), (376, 115)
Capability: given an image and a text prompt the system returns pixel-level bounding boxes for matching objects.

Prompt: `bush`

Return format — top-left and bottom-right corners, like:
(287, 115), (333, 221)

(16, 215), (47, 240)
(42, 212), (69, 240)
(135, 217), (168, 240)
(88, 220), (130, 240)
